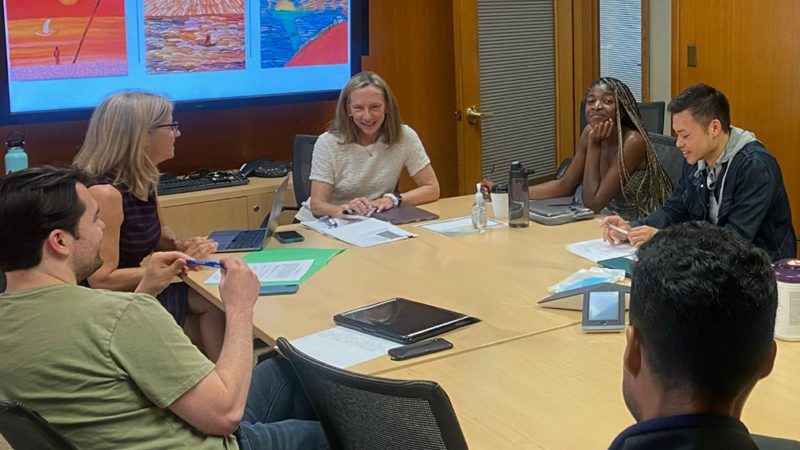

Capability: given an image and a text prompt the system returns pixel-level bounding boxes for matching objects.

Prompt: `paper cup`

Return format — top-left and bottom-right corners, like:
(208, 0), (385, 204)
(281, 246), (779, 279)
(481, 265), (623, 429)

(491, 193), (509, 219)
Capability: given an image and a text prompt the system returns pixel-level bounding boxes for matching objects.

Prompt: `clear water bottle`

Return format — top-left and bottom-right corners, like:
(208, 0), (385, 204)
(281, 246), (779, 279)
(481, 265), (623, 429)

(508, 161), (530, 228)
(5, 137), (28, 174)
(471, 183), (487, 233)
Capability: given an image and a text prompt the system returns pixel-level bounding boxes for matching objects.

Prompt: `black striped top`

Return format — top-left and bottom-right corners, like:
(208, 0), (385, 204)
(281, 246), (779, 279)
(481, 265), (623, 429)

(88, 176), (161, 268)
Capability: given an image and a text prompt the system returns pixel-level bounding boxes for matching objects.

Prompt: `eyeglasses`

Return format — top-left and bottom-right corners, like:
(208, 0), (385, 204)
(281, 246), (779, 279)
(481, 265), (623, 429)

(152, 122), (179, 133)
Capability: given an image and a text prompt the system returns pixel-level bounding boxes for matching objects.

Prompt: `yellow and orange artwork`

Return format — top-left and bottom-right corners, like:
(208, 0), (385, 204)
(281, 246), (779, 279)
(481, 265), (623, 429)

(6, 0), (127, 80)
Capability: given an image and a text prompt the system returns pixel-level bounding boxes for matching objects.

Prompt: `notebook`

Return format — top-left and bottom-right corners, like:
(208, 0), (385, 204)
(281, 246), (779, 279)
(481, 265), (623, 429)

(529, 197), (595, 225)
(370, 205), (439, 225)
(209, 176), (289, 253)
(333, 297), (480, 344)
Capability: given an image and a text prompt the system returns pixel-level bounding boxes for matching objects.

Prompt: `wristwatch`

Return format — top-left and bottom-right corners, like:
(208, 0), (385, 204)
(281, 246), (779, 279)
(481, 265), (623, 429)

(383, 192), (402, 207)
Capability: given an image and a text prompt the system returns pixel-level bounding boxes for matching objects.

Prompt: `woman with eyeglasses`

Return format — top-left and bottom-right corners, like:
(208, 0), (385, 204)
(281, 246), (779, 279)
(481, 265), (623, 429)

(74, 91), (224, 361)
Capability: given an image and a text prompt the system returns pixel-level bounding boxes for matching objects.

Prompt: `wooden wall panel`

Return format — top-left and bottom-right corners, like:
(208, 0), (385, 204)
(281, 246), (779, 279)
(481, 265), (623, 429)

(362, 0), (458, 198)
(674, 0), (800, 234)
(0, 101), (336, 176)
(0, 2), (460, 198)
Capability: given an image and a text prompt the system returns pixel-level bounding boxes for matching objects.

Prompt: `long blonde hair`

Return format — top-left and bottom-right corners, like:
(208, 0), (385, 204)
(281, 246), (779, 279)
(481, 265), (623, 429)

(329, 71), (403, 146)
(74, 91), (173, 199)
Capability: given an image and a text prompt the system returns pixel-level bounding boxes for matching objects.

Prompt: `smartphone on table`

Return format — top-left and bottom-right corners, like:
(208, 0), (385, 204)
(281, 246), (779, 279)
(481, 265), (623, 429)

(275, 230), (304, 244)
(259, 284), (299, 296)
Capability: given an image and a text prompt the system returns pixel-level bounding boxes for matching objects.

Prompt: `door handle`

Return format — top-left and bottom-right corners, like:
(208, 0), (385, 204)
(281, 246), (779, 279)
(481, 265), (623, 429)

(465, 106), (494, 124)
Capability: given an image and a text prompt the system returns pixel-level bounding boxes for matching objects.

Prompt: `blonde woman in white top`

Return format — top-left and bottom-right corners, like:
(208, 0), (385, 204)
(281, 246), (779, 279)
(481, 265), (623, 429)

(299, 71), (440, 220)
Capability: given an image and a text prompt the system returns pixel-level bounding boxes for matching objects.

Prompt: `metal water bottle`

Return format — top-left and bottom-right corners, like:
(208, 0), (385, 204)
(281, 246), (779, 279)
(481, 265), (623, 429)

(508, 161), (529, 228)
(4, 137), (28, 174)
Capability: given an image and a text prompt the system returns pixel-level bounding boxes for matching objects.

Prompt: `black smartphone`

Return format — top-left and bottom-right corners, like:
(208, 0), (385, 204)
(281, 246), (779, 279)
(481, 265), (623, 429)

(388, 338), (453, 361)
(275, 230), (304, 244)
(258, 284), (299, 296)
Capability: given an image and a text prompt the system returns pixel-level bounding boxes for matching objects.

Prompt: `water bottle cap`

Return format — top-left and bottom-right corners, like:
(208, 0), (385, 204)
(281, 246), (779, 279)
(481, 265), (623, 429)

(6, 138), (24, 148)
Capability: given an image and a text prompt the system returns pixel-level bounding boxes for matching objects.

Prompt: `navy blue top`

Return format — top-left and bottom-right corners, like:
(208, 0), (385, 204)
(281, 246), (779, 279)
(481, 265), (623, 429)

(87, 176), (161, 268)
(609, 414), (757, 450)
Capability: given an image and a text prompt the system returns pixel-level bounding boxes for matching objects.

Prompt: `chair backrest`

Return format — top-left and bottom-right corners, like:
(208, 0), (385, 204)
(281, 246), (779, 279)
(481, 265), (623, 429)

(0, 269), (5, 294)
(648, 132), (684, 190)
(0, 401), (76, 450)
(276, 337), (469, 450)
(752, 434), (800, 450)
(579, 100), (665, 135)
(291, 134), (319, 207)
(637, 101), (666, 135)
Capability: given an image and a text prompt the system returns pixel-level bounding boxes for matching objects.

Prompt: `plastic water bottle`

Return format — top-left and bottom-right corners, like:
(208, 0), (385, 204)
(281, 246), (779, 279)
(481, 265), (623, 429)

(508, 161), (530, 228)
(471, 183), (487, 233)
(5, 137), (28, 174)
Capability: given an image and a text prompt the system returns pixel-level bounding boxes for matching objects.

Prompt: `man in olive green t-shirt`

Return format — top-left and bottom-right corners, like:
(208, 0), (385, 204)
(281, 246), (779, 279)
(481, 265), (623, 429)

(0, 166), (327, 449)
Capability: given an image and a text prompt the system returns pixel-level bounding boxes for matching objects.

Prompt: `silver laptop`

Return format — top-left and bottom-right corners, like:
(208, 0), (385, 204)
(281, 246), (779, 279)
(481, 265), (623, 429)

(209, 176), (289, 253)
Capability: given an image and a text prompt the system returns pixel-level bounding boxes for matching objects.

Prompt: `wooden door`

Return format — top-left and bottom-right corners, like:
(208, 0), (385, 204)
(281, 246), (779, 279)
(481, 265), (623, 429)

(673, 0), (800, 234)
(453, 0), (597, 194)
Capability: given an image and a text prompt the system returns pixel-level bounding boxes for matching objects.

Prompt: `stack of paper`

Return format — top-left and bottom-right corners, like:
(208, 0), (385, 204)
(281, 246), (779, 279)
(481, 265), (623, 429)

(566, 238), (636, 262)
(302, 217), (416, 247)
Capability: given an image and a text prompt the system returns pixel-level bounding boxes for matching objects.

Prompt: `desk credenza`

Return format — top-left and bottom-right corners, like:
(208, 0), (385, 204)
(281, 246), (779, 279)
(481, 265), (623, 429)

(157, 177), (295, 238)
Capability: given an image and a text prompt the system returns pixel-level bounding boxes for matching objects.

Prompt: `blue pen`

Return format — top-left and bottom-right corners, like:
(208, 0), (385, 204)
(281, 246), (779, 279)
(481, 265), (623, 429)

(186, 259), (224, 268)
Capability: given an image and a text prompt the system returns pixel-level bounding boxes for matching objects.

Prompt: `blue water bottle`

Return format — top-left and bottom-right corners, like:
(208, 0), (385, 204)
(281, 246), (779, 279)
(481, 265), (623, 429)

(5, 137), (28, 174)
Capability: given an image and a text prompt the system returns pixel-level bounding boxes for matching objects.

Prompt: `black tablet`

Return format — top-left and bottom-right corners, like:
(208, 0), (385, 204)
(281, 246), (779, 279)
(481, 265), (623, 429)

(333, 297), (480, 344)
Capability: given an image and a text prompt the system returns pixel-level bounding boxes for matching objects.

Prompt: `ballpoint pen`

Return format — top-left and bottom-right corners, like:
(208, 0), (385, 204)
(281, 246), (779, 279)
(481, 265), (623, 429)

(595, 218), (629, 236)
(186, 259), (224, 268)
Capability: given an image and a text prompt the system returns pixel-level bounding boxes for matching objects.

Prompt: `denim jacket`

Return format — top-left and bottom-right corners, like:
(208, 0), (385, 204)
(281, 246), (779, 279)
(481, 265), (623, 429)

(631, 140), (796, 261)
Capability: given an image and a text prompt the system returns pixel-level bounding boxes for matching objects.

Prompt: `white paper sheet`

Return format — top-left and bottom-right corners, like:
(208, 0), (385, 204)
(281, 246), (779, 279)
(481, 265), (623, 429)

(302, 217), (416, 247)
(290, 326), (398, 368)
(204, 259), (314, 284)
(417, 216), (505, 237)
(566, 238), (637, 262)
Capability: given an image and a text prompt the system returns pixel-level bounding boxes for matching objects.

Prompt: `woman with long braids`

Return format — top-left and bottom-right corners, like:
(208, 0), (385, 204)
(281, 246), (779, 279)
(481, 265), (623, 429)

(530, 77), (672, 220)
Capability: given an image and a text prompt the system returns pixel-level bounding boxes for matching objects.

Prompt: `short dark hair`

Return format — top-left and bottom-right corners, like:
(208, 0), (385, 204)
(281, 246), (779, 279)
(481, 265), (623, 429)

(630, 221), (776, 401)
(0, 165), (91, 271)
(667, 83), (731, 133)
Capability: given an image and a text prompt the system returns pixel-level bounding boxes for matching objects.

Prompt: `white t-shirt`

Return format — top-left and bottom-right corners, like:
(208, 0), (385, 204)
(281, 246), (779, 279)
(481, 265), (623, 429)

(296, 124), (431, 221)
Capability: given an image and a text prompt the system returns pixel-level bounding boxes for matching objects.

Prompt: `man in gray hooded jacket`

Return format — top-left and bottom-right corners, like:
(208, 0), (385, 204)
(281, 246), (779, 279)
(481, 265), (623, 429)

(602, 84), (795, 261)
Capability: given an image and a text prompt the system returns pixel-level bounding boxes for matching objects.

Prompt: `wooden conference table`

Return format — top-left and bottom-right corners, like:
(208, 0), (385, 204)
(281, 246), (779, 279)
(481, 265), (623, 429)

(185, 195), (601, 373)
(184, 195), (800, 448)
(380, 324), (800, 449)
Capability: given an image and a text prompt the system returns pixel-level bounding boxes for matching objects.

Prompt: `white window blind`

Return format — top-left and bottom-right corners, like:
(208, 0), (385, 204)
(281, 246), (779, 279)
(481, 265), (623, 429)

(478, 0), (556, 183)
(600, 0), (642, 101)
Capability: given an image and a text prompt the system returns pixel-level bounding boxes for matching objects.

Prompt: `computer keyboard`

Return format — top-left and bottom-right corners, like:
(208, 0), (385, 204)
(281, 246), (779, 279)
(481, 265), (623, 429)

(227, 230), (267, 250)
(157, 171), (249, 196)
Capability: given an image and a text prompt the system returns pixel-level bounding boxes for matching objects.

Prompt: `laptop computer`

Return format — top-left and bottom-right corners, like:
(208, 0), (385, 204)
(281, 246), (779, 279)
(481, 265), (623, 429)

(208, 176), (289, 253)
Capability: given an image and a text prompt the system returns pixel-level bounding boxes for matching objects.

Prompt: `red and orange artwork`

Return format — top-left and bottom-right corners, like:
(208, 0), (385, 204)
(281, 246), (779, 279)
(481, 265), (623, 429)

(144, 0), (245, 74)
(5, 0), (128, 81)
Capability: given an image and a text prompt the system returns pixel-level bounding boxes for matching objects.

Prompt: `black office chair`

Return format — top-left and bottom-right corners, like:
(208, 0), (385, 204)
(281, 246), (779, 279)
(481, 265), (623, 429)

(256, 134), (318, 227)
(0, 401), (77, 450)
(752, 434), (800, 450)
(0, 269), (6, 293)
(291, 134), (319, 208)
(579, 100), (665, 135)
(276, 337), (469, 450)
(647, 132), (683, 191)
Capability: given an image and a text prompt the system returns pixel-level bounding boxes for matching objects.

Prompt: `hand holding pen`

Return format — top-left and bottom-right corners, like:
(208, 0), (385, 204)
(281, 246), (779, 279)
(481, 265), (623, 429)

(599, 216), (659, 247)
(598, 217), (631, 245)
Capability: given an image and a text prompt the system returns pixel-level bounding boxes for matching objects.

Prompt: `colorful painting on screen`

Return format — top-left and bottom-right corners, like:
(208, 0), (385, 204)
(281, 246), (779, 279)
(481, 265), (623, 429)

(260, 0), (348, 69)
(144, 0), (246, 74)
(5, 0), (128, 81)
